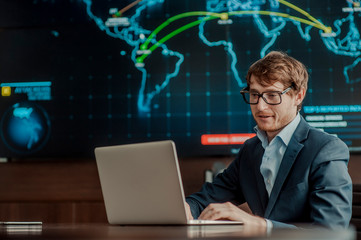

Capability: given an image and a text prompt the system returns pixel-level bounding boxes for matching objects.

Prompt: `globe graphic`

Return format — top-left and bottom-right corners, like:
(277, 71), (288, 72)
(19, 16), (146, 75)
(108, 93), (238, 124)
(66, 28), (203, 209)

(1, 102), (51, 155)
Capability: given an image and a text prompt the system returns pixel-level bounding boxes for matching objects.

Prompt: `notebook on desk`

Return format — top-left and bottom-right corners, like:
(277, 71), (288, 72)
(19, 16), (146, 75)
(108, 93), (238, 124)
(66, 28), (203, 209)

(94, 140), (243, 225)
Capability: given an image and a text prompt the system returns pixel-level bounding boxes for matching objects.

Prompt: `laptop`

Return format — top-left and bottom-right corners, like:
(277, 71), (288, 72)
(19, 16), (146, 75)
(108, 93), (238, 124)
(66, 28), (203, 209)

(94, 140), (243, 225)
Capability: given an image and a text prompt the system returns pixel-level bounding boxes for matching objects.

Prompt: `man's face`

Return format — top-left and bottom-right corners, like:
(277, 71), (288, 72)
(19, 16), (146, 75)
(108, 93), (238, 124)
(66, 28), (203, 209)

(249, 75), (304, 140)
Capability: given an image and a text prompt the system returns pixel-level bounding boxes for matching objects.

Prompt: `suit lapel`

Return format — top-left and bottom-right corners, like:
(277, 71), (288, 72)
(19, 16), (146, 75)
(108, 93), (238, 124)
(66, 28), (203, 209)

(264, 117), (309, 218)
(252, 142), (269, 214)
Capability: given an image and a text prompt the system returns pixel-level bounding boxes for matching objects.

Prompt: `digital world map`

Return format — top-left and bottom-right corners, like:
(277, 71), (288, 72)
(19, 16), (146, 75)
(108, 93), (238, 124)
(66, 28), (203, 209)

(84, 0), (361, 111)
(1, 0), (361, 157)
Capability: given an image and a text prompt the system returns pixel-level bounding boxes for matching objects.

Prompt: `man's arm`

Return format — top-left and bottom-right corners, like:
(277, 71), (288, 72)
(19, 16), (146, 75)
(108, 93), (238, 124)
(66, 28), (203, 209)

(186, 149), (245, 218)
(308, 138), (352, 228)
(186, 145), (267, 229)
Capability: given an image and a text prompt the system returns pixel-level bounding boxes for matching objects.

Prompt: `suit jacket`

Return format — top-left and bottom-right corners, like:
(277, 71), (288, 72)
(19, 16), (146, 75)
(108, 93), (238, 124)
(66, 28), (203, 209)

(186, 116), (352, 228)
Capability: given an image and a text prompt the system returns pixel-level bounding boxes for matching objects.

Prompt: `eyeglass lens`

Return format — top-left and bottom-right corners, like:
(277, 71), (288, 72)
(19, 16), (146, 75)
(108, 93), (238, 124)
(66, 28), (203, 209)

(244, 92), (282, 104)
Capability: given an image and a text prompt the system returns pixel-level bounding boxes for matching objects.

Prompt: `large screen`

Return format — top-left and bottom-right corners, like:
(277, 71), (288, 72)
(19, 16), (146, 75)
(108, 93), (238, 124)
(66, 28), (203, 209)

(1, 0), (361, 158)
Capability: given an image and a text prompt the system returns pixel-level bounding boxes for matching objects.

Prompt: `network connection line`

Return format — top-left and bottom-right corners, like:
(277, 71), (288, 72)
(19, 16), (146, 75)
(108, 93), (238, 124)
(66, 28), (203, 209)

(112, 0), (143, 17)
(137, 15), (219, 63)
(277, 0), (326, 30)
(228, 10), (330, 32)
(137, 1), (333, 63)
(140, 11), (225, 50)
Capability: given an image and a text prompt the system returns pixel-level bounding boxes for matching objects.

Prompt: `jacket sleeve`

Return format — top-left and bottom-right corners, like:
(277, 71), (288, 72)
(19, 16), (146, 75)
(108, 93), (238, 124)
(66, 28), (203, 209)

(186, 147), (246, 219)
(308, 137), (352, 229)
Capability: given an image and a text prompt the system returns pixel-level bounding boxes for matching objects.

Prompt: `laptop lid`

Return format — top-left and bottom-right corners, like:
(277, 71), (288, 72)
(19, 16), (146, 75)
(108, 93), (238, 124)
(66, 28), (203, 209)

(95, 140), (189, 225)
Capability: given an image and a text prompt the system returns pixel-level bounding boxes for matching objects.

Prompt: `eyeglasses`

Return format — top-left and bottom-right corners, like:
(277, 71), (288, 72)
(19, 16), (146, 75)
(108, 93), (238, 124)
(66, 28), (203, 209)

(240, 86), (293, 105)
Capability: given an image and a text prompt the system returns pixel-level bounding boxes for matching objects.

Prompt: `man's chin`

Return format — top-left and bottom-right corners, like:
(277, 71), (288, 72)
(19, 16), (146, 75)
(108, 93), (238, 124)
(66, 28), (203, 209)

(255, 120), (273, 130)
(258, 126), (275, 132)
(256, 123), (278, 133)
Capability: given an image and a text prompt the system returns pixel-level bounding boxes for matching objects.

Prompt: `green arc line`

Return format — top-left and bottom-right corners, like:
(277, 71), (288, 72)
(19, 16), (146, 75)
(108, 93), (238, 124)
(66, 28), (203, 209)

(136, 8), (332, 63)
(137, 15), (218, 63)
(140, 11), (224, 50)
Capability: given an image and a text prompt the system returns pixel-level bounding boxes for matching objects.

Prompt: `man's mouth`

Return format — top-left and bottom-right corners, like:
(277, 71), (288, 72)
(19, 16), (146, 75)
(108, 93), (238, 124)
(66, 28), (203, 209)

(256, 114), (273, 119)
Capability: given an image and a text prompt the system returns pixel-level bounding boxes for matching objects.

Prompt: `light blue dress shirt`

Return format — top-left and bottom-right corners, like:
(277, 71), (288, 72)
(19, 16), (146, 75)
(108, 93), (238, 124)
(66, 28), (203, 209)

(255, 113), (301, 197)
(255, 113), (301, 231)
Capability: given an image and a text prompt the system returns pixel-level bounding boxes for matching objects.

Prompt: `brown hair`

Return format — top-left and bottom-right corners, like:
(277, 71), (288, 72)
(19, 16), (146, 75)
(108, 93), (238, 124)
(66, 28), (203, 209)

(246, 51), (308, 91)
(246, 51), (308, 110)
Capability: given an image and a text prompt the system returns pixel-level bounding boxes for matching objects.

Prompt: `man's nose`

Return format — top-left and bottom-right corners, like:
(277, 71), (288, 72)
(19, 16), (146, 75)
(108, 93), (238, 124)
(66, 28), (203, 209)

(256, 97), (268, 110)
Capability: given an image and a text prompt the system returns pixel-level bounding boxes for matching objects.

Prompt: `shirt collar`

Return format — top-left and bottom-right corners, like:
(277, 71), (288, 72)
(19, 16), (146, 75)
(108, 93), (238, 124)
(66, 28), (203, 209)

(255, 113), (301, 147)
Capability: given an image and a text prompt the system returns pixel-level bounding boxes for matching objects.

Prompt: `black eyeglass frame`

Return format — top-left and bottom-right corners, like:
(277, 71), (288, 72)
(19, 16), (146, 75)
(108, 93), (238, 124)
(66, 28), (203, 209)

(240, 86), (293, 105)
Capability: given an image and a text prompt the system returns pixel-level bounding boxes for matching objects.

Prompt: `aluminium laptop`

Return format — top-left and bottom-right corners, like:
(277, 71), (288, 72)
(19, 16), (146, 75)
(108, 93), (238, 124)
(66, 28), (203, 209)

(94, 140), (243, 225)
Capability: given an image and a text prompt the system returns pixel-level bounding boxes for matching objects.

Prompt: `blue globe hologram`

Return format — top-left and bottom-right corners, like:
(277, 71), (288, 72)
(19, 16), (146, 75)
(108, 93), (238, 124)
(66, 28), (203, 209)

(0, 102), (51, 155)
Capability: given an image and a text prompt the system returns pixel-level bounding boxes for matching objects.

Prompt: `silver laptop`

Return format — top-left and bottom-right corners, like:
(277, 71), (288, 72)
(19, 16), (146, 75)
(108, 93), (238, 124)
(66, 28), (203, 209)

(94, 140), (243, 225)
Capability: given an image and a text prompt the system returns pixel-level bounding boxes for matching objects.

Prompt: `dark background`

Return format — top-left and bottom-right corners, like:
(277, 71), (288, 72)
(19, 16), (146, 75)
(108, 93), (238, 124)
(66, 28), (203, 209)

(0, 0), (360, 158)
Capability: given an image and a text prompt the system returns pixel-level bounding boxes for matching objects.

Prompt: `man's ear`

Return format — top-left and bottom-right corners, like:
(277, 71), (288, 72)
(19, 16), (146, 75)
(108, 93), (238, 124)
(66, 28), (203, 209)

(295, 87), (306, 106)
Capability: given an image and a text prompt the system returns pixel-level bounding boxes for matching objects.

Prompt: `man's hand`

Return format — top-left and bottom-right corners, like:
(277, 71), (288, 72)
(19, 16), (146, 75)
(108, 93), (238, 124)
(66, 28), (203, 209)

(198, 202), (267, 228)
(185, 202), (194, 220)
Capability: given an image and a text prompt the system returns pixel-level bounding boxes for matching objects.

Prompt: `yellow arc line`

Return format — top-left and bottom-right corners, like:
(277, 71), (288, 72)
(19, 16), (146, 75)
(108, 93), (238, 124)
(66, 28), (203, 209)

(228, 10), (329, 32)
(277, 0), (325, 27)
(141, 0), (331, 51)
(137, 1), (333, 62)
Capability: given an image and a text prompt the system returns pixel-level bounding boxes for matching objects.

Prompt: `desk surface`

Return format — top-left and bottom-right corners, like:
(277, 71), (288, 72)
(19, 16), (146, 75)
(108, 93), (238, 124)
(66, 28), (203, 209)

(0, 223), (356, 240)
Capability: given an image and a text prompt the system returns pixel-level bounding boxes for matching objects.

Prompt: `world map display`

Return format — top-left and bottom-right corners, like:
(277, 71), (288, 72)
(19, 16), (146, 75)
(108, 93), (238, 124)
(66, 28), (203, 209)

(0, 0), (361, 157)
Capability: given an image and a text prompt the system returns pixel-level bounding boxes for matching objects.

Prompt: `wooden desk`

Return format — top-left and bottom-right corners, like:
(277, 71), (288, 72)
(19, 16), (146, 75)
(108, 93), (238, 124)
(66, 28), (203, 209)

(0, 224), (356, 240)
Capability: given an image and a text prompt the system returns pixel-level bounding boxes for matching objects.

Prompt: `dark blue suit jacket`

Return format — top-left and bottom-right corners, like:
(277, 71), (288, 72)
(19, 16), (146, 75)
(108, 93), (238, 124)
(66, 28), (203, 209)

(186, 117), (352, 228)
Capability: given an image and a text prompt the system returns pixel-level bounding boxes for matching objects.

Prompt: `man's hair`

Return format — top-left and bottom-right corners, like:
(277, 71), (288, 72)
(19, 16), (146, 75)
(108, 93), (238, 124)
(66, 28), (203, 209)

(246, 51), (308, 110)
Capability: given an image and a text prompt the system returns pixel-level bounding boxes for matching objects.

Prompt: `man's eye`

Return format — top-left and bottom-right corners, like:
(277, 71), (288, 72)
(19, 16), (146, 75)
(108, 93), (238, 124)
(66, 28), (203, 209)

(266, 93), (278, 98)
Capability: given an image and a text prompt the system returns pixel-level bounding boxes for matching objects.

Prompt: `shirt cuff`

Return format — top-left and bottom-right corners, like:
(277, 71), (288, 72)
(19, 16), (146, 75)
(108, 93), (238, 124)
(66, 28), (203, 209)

(265, 219), (273, 235)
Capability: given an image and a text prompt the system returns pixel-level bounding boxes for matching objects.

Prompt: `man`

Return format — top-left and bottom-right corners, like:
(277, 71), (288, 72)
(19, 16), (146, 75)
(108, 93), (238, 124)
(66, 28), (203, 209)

(185, 51), (352, 230)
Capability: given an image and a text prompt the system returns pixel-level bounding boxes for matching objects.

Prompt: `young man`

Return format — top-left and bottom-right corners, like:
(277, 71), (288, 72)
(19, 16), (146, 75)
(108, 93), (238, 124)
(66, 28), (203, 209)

(185, 51), (352, 230)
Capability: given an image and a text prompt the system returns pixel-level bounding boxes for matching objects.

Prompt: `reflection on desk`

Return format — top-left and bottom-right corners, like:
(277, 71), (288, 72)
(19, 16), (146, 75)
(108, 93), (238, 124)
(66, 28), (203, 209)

(0, 223), (356, 240)
(1, 225), (42, 236)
